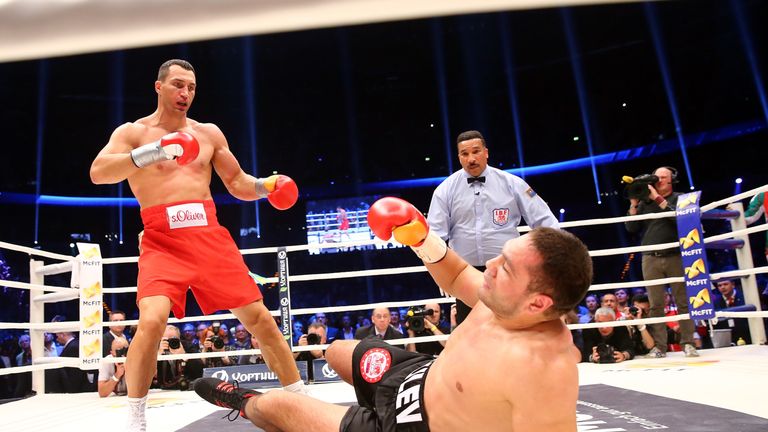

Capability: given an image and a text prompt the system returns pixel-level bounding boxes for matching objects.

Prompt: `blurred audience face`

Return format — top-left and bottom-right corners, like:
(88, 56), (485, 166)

(307, 324), (327, 344)
(716, 280), (736, 297)
(109, 311), (126, 335)
(18, 334), (30, 351)
(182, 325), (195, 342)
(371, 307), (391, 333)
(390, 310), (400, 325)
(601, 293), (617, 310)
(111, 337), (129, 357)
(293, 321), (304, 335)
(632, 298), (650, 317)
(234, 324), (248, 342)
(314, 313), (328, 325)
(424, 303), (441, 325)
(341, 315), (352, 328)
(250, 335), (260, 349)
(614, 289), (628, 305)
(595, 310), (616, 337)
(585, 295), (598, 312)
(196, 324), (209, 341)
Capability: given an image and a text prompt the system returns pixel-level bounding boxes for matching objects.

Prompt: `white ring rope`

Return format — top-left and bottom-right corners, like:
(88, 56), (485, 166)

(1, 187), (767, 379)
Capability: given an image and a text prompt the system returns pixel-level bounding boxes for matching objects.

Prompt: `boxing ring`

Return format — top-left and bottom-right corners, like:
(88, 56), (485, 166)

(2, 186), (768, 431)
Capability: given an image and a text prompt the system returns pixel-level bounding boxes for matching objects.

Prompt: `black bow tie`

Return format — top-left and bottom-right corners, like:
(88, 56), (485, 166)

(467, 176), (486, 184)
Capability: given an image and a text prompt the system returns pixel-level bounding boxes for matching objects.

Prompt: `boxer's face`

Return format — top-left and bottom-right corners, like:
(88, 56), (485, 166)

(458, 139), (488, 178)
(156, 65), (196, 113)
(481, 236), (540, 318)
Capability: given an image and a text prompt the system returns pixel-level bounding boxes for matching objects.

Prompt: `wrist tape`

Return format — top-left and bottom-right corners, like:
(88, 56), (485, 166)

(411, 231), (448, 264)
(254, 178), (269, 198)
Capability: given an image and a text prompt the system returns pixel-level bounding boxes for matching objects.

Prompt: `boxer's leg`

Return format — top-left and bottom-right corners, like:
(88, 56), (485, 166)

(231, 301), (301, 386)
(245, 390), (350, 432)
(125, 295), (172, 431)
(325, 339), (358, 385)
(127, 295), (171, 396)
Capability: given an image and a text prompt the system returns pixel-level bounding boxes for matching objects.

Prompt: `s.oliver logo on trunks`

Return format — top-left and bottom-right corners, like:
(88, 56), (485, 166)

(359, 348), (392, 384)
(492, 208), (510, 226)
(166, 203), (209, 229)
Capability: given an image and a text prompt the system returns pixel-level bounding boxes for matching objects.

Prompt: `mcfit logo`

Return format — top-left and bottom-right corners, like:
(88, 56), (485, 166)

(679, 228), (700, 249)
(685, 259), (706, 279)
(83, 310), (101, 328)
(677, 194), (698, 209)
(83, 281), (102, 298)
(690, 288), (711, 308)
(82, 339), (101, 357)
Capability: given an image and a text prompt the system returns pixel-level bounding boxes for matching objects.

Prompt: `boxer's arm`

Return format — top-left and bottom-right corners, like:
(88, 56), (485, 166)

(90, 123), (142, 184)
(209, 125), (261, 201)
(424, 248), (482, 307)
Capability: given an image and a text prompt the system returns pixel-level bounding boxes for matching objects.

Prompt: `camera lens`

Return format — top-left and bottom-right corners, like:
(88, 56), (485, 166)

(408, 317), (425, 333)
(628, 306), (639, 316)
(306, 333), (321, 345)
(213, 337), (224, 350)
(168, 337), (181, 350)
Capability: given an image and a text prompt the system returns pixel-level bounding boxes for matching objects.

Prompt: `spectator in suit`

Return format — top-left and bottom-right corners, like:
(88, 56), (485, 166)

(354, 307), (403, 341)
(712, 278), (751, 344)
(389, 309), (406, 335)
(713, 278), (745, 309)
(337, 315), (356, 340)
(46, 316), (95, 393)
(102, 309), (128, 357)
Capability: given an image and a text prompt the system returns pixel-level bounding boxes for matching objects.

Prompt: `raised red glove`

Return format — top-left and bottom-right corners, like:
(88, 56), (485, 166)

(265, 175), (298, 210)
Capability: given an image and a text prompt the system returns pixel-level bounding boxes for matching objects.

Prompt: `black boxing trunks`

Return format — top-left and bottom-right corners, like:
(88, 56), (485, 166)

(339, 338), (434, 432)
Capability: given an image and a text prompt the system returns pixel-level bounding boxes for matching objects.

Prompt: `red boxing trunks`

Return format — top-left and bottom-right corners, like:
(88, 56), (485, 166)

(137, 200), (262, 318)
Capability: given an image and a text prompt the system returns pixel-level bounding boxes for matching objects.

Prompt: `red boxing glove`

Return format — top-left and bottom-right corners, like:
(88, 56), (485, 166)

(368, 197), (447, 263)
(265, 175), (298, 210)
(367, 197), (428, 246)
(130, 131), (200, 168)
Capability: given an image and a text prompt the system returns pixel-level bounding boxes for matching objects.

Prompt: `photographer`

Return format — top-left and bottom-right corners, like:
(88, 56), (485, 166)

(294, 322), (327, 381)
(406, 303), (450, 356)
(154, 325), (203, 391)
(582, 307), (634, 363)
(625, 166), (698, 358)
(627, 294), (655, 357)
(201, 322), (238, 368)
(98, 338), (129, 397)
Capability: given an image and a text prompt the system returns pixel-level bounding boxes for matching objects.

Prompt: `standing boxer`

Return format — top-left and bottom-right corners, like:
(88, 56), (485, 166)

(90, 59), (303, 432)
(194, 197), (593, 432)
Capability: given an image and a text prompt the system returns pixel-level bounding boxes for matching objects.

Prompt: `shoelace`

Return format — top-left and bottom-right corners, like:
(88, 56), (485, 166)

(213, 380), (247, 422)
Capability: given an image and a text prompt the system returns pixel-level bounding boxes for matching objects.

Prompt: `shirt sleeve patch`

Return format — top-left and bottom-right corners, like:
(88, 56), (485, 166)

(526, 187), (537, 198)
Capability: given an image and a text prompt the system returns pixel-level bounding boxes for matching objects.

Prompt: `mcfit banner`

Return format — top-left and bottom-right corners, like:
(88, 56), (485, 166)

(675, 191), (715, 320)
(77, 243), (103, 370)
